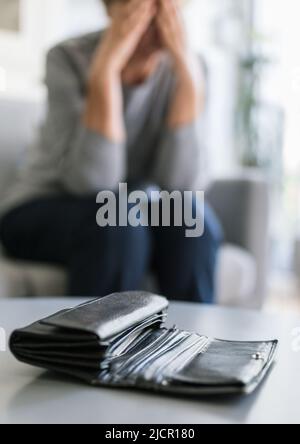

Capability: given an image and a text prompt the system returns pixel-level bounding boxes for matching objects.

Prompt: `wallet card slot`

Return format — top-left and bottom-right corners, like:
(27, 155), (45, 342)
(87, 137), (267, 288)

(108, 313), (166, 356)
(99, 328), (211, 387)
(129, 331), (194, 381)
(99, 328), (169, 383)
(108, 329), (177, 382)
(149, 335), (211, 384)
(121, 330), (184, 380)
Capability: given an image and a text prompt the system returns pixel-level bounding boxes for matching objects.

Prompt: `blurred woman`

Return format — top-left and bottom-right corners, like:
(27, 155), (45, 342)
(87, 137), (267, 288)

(0, 0), (222, 302)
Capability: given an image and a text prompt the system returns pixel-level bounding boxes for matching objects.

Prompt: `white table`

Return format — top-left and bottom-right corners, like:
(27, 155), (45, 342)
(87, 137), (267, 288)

(0, 298), (300, 424)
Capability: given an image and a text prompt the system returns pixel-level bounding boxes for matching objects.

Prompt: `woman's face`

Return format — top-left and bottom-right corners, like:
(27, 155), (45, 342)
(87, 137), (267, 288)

(134, 20), (163, 59)
(108, 1), (163, 63)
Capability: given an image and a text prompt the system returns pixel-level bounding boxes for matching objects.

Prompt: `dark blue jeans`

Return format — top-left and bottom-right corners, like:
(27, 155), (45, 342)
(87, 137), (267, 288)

(0, 193), (223, 303)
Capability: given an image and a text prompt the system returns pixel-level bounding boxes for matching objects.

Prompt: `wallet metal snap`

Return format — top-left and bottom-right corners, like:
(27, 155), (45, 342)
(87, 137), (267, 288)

(252, 352), (264, 361)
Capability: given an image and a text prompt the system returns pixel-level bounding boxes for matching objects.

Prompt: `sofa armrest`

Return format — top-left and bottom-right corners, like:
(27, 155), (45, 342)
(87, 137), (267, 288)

(206, 171), (270, 307)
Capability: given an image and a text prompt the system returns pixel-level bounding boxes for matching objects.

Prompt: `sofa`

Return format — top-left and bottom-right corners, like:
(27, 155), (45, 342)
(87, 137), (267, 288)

(0, 96), (269, 308)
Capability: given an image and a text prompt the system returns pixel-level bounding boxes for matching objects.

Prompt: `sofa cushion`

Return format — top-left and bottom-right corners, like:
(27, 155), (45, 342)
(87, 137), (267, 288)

(0, 98), (44, 202)
(215, 244), (257, 307)
(0, 259), (67, 299)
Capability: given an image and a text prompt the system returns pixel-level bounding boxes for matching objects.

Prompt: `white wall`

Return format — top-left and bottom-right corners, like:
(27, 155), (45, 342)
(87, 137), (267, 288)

(0, 0), (106, 99)
(0, 0), (45, 99)
(256, 0), (300, 270)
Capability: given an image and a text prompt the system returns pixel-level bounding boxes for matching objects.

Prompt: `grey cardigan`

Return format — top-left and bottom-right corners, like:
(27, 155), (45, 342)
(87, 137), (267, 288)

(1, 31), (208, 217)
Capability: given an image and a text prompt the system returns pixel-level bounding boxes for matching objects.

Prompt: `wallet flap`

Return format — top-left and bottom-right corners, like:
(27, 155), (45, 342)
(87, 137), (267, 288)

(41, 291), (169, 341)
(168, 339), (278, 389)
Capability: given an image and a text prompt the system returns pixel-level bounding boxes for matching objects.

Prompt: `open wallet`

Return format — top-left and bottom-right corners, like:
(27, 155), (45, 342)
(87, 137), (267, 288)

(10, 292), (278, 396)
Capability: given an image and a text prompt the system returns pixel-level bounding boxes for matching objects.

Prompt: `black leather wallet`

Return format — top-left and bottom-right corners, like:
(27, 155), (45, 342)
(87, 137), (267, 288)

(10, 292), (278, 395)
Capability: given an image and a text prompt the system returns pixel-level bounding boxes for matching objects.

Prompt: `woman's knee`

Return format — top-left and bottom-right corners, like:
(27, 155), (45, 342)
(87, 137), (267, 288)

(164, 195), (223, 247)
(0, 212), (19, 254)
(118, 225), (151, 264)
(82, 222), (151, 259)
(0, 215), (8, 244)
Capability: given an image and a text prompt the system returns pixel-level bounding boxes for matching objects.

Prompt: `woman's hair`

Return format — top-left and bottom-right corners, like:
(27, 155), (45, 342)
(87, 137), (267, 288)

(103, 0), (187, 7)
(102, 0), (187, 9)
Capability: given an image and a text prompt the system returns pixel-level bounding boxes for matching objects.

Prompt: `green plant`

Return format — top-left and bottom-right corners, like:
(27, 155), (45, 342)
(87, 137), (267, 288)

(236, 52), (271, 167)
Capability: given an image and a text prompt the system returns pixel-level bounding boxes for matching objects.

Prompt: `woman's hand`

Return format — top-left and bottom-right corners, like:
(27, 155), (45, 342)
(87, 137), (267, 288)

(84, 0), (156, 142)
(157, 0), (205, 128)
(156, 0), (188, 68)
(90, 0), (156, 81)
